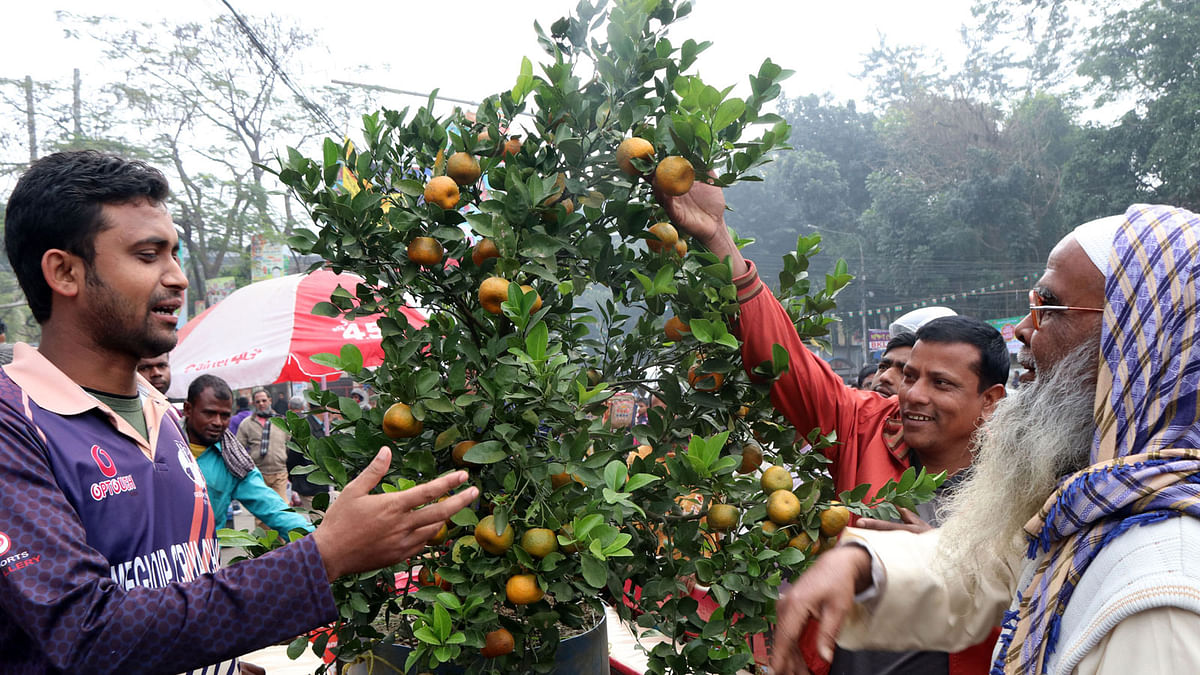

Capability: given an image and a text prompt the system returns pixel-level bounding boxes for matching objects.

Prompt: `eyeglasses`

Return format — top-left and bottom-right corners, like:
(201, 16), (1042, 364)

(1027, 290), (1103, 330)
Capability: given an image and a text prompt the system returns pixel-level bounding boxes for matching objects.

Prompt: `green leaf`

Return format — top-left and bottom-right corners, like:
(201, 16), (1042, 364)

(526, 321), (549, 361)
(413, 626), (440, 645)
(603, 461), (628, 491)
(712, 98), (746, 132)
(462, 440), (507, 464)
(624, 473), (660, 492)
(450, 507), (478, 527)
(339, 344), (364, 374)
(311, 302), (340, 318)
(287, 635), (309, 660)
(339, 397), (363, 422)
(433, 603), (451, 640)
(512, 56), (535, 103)
(581, 554), (607, 588)
(322, 138), (338, 168)
(689, 318), (715, 343)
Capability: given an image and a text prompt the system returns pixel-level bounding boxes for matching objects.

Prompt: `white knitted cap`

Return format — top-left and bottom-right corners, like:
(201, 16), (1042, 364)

(1072, 215), (1124, 278)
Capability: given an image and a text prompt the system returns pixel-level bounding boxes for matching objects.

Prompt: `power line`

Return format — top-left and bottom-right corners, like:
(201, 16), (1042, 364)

(218, 0), (341, 136)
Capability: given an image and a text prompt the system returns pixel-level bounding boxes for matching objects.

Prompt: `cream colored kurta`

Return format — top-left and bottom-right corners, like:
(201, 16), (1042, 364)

(836, 527), (1200, 674)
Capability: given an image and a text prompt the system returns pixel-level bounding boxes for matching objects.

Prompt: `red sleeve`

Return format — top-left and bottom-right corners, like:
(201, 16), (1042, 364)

(731, 260), (889, 463)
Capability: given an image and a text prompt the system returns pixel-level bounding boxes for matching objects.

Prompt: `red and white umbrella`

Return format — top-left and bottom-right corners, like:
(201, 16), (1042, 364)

(166, 270), (425, 397)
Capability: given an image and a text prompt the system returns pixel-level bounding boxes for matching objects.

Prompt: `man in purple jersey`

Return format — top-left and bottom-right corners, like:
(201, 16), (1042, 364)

(0, 150), (478, 674)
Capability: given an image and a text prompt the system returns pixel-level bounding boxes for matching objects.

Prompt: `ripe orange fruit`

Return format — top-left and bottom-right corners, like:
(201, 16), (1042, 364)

(646, 222), (679, 253)
(760, 465), (792, 493)
(664, 316), (690, 341)
(550, 472), (584, 489)
(407, 237), (445, 267)
(789, 531), (820, 555)
(687, 364), (724, 392)
(481, 627), (514, 658)
(446, 152), (481, 186)
(767, 489), (802, 525)
(417, 566), (450, 589)
(706, 504), (740, 532)
(819, 503), (851, 537)
(429, 521), (449, 545)
(506, 573), (544, 605)
(479, 276), (511, 315)
(423, 175), (460, 210)
(616, 137), (655, 177)
(653, 155), (695, 196)
(382, 402), (422, 439)
(735, 405), (750, 418)
(674, 239), (688, 257)
(474, 515), (514, 555)
(519, 284), (543, 313)
(520, 528), (559, 559)
(471, 238), (500, 266)
(501, 136), (522, 158)
(761, 521), (780, 535)
(738, 444), (763, 474)
(452, 440), (477, 467)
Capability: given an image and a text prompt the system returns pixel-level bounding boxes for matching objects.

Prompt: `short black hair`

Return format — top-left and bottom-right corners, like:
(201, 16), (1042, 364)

(188, 374), (233, 403)
(884, 331), (917, 354)
(4, 151), (170, 323)
(915, 316), (1009, 391)
(0, 319), (7, 334)
(236, 396), (250, 411)
(857, 364), (877, 387)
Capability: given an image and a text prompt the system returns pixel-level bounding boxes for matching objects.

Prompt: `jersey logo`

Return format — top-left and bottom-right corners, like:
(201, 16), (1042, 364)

(0, 531), (10, 556)
(91, 444), (118, 478)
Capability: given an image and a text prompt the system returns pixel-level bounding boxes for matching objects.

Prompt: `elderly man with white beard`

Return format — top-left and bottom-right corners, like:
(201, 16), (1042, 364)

(770, 205), (1200, 675)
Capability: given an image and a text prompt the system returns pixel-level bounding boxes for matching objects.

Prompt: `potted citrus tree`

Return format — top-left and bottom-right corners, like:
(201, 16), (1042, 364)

(269, 1), (940, 673)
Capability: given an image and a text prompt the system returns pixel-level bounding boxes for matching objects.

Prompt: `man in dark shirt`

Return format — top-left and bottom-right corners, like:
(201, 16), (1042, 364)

(0, 150), (477, 674)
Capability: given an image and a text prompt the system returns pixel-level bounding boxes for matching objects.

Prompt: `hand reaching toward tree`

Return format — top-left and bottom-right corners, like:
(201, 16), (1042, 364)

(312, 447), (477, 581)
(771, 545), (873, 675)
(654, 176), (748, 276)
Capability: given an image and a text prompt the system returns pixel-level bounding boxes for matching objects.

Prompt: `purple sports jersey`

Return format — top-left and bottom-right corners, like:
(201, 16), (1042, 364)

(0, 344), (335, 674)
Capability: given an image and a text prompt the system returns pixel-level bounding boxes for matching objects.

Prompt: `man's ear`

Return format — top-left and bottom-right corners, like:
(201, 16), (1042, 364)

(42, 249), (85, 299)
(979, 382), (1007, 420)
(182, 400), (192, 417)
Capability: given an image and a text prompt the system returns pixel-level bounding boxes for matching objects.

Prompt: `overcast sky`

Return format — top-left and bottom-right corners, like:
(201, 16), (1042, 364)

(4, 0), (974, 114)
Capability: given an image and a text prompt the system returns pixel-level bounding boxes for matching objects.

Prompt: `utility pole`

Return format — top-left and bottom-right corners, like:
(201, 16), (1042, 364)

(73, 69), (82, 138)
(23, 76), (36, 163)
(808, 225), (869, 366)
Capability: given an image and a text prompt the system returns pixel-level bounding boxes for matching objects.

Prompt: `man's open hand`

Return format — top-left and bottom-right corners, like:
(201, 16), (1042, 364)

(312, 447), (477, 581)
(771, 545), (873, 675)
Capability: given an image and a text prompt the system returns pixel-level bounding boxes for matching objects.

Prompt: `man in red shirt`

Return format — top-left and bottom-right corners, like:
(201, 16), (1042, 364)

(660, 180), (1007, 674)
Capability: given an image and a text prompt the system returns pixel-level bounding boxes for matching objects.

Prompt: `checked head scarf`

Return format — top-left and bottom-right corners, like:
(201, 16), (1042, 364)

(991, 204), (1200, 675)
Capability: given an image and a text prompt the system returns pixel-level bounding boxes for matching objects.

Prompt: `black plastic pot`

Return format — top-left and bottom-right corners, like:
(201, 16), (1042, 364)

(341, 611), (608, 675)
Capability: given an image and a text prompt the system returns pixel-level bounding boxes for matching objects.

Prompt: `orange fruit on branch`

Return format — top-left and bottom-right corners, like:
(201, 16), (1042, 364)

(471, 238), (500, 266)
(407, 237), (445, 267)
(653, 155), (695, 196)
(501, 136), (522, 158)
(452, 440), (477, 467)
(479, 276), (511, 315)
(760, 465), (792, 493)
(474, 515), (514, 555)
(646, 222), (679, 253)
(423, 175), (460, 210)
(674, 239), (688, 257)
(788, 531), (820, 555)
(687, 364), (724, 392)
(481, 627), (514, 658)
(766, 489), (801, 525)
(382, 402), (422, 439)
(706, 503), (740, 532)
(819, 502), (851, 537)
(616, 137), (655, 177)
(737, 444), (763, 474)
(446, 151), (481, 186)
(506, 573), (545, 605)
(664, 316), (690, 341)
(520, 528), (559, 559)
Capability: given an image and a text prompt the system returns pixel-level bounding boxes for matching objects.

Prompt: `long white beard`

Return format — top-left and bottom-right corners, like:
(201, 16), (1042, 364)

(935, 339), (1101, 579)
